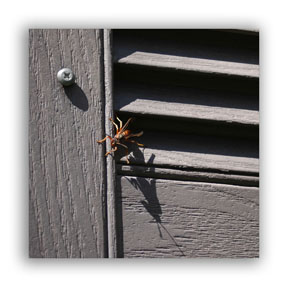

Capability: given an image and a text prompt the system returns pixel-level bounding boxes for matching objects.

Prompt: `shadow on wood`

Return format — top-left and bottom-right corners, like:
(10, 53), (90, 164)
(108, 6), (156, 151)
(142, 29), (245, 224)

(117, 151), (185, 257)
(64, 84), (89, 111)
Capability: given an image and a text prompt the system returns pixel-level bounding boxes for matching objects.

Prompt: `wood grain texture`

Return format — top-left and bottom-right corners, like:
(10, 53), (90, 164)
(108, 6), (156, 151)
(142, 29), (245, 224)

(117, 176), (259, 258)
(29, 29), (107, 258)
(117, 51), (259, 78)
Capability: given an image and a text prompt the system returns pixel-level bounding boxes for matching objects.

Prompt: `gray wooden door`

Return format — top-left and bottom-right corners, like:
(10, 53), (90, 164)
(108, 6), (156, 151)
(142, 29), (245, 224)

(29, 29), (259, 258)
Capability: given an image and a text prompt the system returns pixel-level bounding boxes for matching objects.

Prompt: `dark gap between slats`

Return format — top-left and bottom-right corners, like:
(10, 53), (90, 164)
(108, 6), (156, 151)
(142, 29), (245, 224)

(113, 29), (259, 65)
(114, 64), (259, 95)
(115, 112), (259, 140)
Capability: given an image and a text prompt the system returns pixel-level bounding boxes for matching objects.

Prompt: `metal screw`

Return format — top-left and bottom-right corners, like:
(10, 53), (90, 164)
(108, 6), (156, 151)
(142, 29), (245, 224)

(57, 68), (75, 86)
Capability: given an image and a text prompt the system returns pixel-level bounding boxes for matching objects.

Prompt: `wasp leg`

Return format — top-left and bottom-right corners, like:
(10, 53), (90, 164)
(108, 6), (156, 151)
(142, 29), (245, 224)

(109, 117), (119, 132)
(116, 142), (130, 164)
(126, 131), (143, 139)
(105, 146), (117, 156)
(117, 142), (128, 149)
(126, 139), (144, 147)
(116, 116), (123, 129)
(97, 135), (113, 143)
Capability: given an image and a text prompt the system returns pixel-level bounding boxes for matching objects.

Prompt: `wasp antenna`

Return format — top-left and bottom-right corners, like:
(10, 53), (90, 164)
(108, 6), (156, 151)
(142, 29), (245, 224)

(128, 117), (135, 125)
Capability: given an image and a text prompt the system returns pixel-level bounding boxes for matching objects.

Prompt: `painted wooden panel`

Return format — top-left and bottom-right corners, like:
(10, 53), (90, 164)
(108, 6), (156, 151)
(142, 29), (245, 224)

(29, 29), (107, 258)
(117, 176), (259, 258)
(114, 130), (258, 174)
(117, 165), (259, 187)
(116, 52), (259, 78)
(113, 29), (259, 67)
(115, 82), (259, 126)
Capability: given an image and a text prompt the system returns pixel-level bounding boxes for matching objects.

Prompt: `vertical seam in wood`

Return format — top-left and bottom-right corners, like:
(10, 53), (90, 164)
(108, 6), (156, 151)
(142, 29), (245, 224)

(98, 29), (108, 258)
(104, 29), (117, 258)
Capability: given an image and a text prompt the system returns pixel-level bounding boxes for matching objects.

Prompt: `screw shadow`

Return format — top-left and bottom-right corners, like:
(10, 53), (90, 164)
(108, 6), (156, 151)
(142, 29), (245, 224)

(64, 83), (89, 111)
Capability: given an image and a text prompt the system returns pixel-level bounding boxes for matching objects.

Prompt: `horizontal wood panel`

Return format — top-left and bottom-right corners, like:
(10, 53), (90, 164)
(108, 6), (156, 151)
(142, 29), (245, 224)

(114, 130), (259, 174)
(116, 100), (258, 126)
(219, 29), (259, 35)
(117, 147), (258, 174)
(117, 176), (259, 258)
(113, 29), (259, 65)
(115, 79), (259, 109)
(115, 82), (259, 126)
(117, 165), (259, 187)
(116, 51), (259, 78)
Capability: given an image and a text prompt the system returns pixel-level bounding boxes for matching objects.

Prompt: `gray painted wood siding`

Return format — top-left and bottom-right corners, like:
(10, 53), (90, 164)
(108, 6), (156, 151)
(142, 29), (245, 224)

(117, 176), (259, 258)
(29, 29), (107, 258)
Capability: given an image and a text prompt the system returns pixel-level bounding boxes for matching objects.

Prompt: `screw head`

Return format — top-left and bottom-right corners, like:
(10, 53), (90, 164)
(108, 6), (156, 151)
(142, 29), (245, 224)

(57, 68), (75, 86)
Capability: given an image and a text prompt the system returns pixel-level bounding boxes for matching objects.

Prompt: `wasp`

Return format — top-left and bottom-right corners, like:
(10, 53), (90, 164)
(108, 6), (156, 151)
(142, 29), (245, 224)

(97, 117), (144, 164)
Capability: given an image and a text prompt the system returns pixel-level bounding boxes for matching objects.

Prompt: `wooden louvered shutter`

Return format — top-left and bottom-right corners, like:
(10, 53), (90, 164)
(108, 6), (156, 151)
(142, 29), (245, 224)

(113, 29), (259, 258)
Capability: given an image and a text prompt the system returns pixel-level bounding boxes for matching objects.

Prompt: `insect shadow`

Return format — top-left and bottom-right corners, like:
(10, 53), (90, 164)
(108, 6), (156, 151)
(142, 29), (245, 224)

(121, 152), (185, 257)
